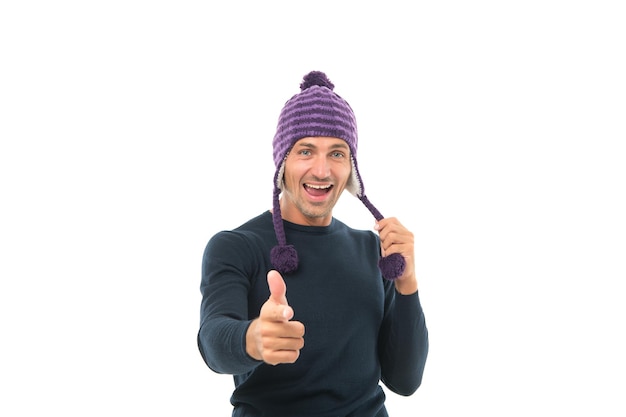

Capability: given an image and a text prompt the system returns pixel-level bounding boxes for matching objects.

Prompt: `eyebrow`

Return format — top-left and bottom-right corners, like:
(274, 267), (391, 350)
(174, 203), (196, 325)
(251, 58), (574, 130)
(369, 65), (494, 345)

(295, 141), (349, 150)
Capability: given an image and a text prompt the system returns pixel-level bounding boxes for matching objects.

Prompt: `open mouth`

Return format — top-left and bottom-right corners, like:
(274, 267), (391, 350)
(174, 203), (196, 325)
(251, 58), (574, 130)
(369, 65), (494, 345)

(304, 183), (333, 197)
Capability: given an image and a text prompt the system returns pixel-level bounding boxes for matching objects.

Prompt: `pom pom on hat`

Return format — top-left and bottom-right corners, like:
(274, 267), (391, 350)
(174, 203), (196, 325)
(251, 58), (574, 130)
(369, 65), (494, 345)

(270, 244), (299, 275)
(270, 70), (406, 280)
(300, 71), (335, 91)
(379, 253), (406, 281)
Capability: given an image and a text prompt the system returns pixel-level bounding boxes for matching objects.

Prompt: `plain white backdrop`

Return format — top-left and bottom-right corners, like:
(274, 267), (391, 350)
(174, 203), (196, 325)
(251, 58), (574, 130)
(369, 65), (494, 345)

(1, 1), (625, 416)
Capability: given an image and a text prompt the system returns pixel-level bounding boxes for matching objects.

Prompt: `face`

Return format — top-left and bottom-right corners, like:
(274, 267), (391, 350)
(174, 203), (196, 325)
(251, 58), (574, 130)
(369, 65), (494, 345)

(280, 136), (352, 226)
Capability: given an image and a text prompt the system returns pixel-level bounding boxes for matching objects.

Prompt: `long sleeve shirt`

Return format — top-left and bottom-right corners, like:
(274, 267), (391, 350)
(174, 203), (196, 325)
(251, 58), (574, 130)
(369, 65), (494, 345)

(198, 211), (428, 417)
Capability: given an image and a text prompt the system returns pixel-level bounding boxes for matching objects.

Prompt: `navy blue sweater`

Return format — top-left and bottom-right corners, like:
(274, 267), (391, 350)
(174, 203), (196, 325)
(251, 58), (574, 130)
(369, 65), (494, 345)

(198, 211), (428, 416)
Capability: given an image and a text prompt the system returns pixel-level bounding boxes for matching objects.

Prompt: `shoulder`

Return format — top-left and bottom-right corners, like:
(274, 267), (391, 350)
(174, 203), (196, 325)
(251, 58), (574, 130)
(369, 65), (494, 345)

(234, 211), (272, 230)
(205, 211), (274, 255)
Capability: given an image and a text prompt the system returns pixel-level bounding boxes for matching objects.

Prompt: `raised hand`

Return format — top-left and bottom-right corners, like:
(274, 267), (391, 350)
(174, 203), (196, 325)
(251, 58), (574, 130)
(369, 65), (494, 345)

(375, 217), (418, 295)
(246, 270), (305, 365)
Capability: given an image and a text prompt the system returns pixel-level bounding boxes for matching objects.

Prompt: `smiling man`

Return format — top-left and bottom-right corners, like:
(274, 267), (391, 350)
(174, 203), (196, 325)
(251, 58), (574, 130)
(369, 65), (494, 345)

(280, 137), (351, 224)
(198, 71), (429, 417)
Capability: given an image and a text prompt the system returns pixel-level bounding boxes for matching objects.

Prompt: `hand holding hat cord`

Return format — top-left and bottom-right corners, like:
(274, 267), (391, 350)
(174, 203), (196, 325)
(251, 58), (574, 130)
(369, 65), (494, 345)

(359, 195), (407, 280)
(270, 71), (406, 280)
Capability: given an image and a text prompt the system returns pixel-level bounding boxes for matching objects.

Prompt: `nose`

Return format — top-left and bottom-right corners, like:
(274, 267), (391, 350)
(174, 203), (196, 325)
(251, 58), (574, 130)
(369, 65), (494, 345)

(311, 155), (331, 179)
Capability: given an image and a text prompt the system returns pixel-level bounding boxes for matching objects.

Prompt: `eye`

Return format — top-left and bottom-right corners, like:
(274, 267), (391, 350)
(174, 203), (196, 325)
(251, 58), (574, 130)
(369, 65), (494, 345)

(298, 149), (312, 156)
(331, 151), (345, 158)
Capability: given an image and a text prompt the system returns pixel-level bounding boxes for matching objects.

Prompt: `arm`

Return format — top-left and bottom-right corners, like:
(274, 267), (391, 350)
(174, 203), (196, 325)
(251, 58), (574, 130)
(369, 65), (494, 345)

(197, 233), (305, 374)
(378, 288), (429, 395)
(197, 232), (262, 375)
(376, 217), (429, 394)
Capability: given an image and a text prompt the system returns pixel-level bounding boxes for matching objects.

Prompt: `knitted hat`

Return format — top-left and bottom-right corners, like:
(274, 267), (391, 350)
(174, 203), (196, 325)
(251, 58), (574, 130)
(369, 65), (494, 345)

(270, 70), (405, 281)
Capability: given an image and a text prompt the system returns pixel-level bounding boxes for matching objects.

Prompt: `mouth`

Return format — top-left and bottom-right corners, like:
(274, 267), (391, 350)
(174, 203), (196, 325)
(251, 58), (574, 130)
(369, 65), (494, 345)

(303, 183), (333, 197)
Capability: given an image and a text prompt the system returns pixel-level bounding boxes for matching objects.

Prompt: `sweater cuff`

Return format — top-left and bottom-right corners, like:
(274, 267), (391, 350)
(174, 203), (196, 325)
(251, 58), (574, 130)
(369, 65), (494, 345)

(241, 320), (264, 367)
(393, 290), (424, 316)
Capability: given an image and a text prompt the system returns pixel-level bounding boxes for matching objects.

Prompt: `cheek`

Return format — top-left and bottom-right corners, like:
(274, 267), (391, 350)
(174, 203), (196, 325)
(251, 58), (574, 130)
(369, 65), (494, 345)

(338, 164), (353, 184)
(283, 165), (304, 189)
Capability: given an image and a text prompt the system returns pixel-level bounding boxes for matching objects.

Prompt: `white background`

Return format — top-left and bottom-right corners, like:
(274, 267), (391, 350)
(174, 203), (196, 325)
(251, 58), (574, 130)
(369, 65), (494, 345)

(1, 1), (625, 416)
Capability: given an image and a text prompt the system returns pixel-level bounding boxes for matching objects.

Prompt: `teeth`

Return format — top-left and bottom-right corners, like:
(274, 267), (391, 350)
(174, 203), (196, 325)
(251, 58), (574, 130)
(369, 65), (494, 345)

(306, 184), (331, 189)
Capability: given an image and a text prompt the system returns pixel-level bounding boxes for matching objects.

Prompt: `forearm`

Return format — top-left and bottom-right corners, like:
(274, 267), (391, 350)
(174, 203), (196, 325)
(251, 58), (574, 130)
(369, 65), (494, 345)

(379, 291), (429, 395)
(197, 316), (261, 375)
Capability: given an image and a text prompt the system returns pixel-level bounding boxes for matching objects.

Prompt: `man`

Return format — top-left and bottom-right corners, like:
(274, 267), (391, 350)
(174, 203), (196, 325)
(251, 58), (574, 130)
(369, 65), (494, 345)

(198, 70), (428, 416)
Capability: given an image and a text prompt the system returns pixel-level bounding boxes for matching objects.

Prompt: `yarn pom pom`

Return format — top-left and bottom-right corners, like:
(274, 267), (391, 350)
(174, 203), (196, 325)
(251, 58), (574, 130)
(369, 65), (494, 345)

(379, 253), (406, 281)
(300, 71), (335, 91)
(271, 245), (299, 275)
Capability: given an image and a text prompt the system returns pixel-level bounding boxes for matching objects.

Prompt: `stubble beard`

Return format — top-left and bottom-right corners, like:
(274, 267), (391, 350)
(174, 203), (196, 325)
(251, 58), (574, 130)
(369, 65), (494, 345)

(298, 201), (332, 220)
(286, 188), (335, 221)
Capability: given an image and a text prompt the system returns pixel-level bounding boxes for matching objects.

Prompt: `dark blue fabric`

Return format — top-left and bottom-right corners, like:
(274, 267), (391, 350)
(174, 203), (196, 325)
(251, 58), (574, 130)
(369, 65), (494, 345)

(198, 211), (428, 416)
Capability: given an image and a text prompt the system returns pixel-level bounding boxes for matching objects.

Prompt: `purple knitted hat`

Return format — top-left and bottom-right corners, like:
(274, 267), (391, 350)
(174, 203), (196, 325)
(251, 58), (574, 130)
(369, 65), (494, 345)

(270, 70), (405, 281)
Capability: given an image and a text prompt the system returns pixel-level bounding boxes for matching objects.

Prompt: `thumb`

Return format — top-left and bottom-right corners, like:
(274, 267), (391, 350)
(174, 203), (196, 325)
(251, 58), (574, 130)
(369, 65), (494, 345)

(267, 269), (288, 305)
